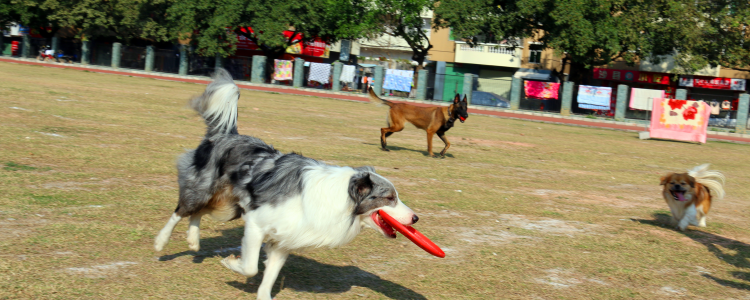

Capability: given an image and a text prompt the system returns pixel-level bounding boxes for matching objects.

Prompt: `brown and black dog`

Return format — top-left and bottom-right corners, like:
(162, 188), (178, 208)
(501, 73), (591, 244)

(368, 87), (468, 157)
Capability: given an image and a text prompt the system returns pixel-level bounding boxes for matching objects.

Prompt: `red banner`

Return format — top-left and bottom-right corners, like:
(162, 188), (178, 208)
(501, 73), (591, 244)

(235, 28), (329, 58)
(679, 75), (746, 91)
(593, 68), (671, 85)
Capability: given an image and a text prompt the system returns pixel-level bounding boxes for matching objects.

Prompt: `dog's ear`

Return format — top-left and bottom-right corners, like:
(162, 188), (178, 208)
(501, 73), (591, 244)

(349, 172), (373, 201)
(354, 166), (376, 173)
(660, 174), (671, 186)
(462, 95), (468, 103)
(453, 94), (460, 104)
(687, 175), (695, 188)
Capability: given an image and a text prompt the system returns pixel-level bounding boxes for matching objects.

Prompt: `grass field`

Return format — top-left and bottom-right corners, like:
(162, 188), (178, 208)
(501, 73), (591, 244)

(2, 62), (750, 299)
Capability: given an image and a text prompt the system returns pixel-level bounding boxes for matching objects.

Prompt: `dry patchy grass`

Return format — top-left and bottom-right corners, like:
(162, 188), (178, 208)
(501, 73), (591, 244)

(2, 62), (750, 299)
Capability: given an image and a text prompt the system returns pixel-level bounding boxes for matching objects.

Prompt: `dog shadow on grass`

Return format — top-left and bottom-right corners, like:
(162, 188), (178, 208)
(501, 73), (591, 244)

(634, 213), (750, 291)
(158, 227), (427, 299)
(363, 142), (455, 158)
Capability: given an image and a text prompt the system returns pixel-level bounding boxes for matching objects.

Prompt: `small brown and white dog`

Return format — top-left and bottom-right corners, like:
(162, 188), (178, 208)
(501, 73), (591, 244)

(660, 164), (725, 231)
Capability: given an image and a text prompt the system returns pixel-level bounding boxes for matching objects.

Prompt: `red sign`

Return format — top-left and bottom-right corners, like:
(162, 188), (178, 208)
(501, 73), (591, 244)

(679, 75), (746, 91)
(235, 28), (329, 58)
(593, 68), (671, 85)
(11, 41), (19, 56)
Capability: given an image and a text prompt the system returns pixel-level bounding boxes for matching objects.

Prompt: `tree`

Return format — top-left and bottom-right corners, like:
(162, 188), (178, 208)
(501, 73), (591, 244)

(0, 0), (67, 39)
(168, 0), (379, 81)
(433, 0), (693, 84)
(662, 0), (750, 73)
(48, 0), (172, 42)
(368, 0), (435, 65)
(0, 0), (172, 43)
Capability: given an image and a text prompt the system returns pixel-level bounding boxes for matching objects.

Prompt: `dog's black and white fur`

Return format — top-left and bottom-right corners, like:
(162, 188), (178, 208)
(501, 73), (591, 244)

(154, 69), (418, 300)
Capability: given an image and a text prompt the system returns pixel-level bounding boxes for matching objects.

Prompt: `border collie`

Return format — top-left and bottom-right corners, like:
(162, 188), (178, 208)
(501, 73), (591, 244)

(154, 69), (418, 300)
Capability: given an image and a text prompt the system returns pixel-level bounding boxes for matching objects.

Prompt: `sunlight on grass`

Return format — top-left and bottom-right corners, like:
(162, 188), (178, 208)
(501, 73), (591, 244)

(1, 62), (750, 299)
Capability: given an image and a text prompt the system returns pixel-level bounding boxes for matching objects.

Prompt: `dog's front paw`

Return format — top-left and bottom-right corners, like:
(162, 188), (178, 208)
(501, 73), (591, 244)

(188, 241), (200, 251)
(221, 254), (241, 271)
(222, 255), (257, 277)
(677, 222), (689, 231)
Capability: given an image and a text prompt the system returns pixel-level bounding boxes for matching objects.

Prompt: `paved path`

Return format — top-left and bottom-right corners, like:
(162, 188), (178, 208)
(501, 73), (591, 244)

(2, 57), (748, 144)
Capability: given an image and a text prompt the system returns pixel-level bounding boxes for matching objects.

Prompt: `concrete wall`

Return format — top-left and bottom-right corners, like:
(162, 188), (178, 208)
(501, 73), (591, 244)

(477, 69), (513, 99)
(428, 27), (455, 62)
(454, 42), (522, 68)
(640, 55), (720, 76)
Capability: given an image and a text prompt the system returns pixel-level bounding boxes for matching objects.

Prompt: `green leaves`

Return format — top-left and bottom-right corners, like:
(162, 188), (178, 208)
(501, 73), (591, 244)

(369, 0), (436, 64)
(435, 0), (750, 81)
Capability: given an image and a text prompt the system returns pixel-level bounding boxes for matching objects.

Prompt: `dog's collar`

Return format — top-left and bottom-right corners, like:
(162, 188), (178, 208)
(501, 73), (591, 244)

(444, 104), (455, 123)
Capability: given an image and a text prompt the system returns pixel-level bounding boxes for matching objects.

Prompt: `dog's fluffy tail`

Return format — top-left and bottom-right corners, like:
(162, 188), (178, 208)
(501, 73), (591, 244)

(190, 68), (239, 136)
(368, 87), (394, 107)
(688, 164), (726, 200)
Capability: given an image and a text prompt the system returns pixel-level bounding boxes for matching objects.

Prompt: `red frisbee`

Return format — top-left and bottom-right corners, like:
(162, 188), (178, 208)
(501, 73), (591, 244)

(378, 210), (445, 258)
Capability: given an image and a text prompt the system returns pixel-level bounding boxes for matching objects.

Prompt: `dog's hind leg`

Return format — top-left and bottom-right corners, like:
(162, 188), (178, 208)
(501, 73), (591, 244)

(437, 131), (451, 156)
(426, 130), (436, 157)
(222, 219), (264, 277)
(186, 212), (206, 251)
(256, 244), (290, 300)
(154, 213), (183, 251)
(380, 111), (404, 151)
(697, 206), (707, 227)
(380, 128), (392, 151)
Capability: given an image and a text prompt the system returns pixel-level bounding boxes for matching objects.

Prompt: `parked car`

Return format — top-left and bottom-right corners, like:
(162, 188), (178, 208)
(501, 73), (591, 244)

(470, 91), (510, 108)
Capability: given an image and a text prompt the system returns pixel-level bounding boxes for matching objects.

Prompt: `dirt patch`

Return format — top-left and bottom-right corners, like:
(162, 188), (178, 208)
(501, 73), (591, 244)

(65, 261), (138, 278)
(39, 182), (90, 191)
(534, 268), (609, 288)
(497, 214), (603, 237)
(463, 138), (535, 148)
(455, 227), (538, 246)
(0, 218), (48, 240)
(657, 286), (687, 296)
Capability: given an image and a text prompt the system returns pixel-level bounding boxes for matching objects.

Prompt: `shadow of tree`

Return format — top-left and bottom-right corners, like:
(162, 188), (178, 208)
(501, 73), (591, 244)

(157, 227), (426, 299)
(634, 213), (750, 291)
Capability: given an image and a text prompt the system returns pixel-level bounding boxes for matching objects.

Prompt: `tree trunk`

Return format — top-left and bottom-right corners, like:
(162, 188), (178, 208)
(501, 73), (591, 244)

(567, 60), (592, 86)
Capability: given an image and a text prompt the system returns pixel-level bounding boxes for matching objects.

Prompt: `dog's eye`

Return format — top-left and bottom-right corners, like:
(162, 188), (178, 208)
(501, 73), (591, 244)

(386, 196), (395, 202)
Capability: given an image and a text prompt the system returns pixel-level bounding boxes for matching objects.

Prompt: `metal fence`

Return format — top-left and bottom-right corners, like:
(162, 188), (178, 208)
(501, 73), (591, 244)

(226, 56), (252, 80)
(120, 45), (146, 70)
(153, 48), (179, 73)
(188, 54), (215, 76)
(90, 42), (112, 67)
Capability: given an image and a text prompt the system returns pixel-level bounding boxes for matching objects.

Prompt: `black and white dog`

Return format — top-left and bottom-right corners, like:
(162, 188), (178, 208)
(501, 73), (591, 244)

(154, 69), (419, 300)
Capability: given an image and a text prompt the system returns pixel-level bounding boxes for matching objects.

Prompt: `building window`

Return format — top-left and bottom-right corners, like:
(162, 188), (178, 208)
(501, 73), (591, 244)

(529, 44), (543, 64)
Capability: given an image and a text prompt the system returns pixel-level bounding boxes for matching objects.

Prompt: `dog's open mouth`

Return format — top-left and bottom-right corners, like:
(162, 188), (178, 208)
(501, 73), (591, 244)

(371, 212), (397, 238)
(671, 191), (687, 202)
(459, 116), (466, 123)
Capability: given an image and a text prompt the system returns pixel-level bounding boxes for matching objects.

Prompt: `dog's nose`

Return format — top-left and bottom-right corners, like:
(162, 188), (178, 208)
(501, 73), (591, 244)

(411, 214), (419, 225)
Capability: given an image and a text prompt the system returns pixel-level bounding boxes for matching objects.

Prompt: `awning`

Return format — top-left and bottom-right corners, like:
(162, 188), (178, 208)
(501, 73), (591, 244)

(513, 68), (557, 82)
(358, 63), (379, 68)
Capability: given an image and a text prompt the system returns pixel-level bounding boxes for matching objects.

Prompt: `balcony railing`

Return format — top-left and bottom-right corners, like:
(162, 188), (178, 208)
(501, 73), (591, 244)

(487, 46), (515, 55)
(454, 43), (521, 67)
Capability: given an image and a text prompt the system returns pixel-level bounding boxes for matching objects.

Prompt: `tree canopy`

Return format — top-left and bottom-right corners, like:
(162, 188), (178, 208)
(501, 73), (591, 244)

(168, 0), (379, 58)
(664, 0), (750, 72)
(1, 0), (171, 41)
(433, 0), (750, 82)
(368, 0), (435, 65)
